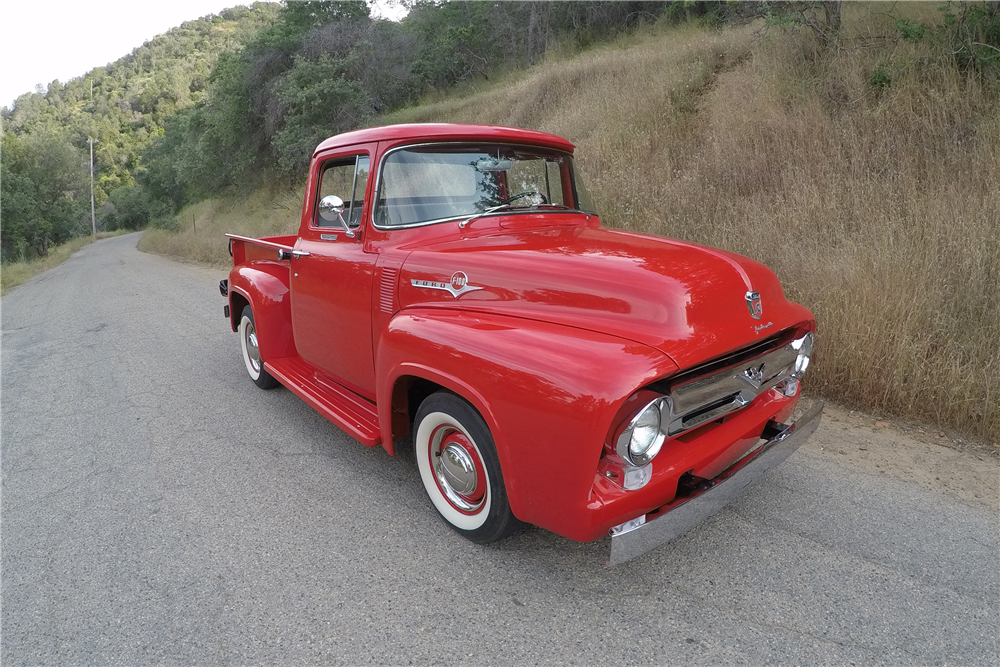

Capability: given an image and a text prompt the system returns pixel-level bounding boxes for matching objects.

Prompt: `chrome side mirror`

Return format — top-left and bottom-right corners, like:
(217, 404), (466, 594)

(318, 195), (345, 220)
(318, 195), (355, 237)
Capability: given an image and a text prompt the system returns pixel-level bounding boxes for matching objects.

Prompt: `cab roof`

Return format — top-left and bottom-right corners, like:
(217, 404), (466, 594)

(313, 123), (576, 156)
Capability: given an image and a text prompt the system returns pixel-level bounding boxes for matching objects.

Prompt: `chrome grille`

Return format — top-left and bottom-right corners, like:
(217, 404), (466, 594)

(660, 336), (800, 435)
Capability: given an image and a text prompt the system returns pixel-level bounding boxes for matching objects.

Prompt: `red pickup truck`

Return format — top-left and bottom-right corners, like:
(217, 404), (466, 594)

(220, 123), (823, 564)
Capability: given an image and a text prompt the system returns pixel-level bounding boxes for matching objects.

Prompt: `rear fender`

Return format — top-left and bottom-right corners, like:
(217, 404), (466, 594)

(376, 309), (678, 532)
(228, 263), (297, 362)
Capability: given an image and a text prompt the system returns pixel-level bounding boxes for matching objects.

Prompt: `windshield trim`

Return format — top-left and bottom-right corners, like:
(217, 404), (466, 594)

(370, 141), (584, 231)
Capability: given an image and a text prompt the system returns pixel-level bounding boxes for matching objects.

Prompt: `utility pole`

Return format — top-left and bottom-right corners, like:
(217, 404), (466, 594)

(88, 137), (98, 237)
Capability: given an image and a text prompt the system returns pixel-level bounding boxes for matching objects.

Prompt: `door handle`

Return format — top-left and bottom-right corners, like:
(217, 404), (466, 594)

(291, 250), (310, 259)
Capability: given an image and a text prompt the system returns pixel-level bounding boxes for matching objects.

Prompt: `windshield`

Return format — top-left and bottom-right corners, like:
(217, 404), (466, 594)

(374, 144), (589, 228)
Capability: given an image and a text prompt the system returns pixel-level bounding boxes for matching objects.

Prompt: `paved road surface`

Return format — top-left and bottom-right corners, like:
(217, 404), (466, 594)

(2, 234), (997, 665)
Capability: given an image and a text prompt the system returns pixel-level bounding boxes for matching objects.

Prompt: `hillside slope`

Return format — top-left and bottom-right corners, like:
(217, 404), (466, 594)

(2, 3), (278, 198)
(0, 3), (279, 260)
(142, 7), (1000, 444)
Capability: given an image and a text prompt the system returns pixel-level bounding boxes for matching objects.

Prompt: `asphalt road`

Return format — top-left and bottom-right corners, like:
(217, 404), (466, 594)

(2, 233), (997, 665)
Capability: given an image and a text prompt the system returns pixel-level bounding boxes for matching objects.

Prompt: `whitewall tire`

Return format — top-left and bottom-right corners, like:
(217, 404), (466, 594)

(239, 305), (278, 389)
(413, 392), (523, 543)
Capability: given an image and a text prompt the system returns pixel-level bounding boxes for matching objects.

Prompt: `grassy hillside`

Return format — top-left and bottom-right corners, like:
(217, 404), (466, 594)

(137, 186), (303, 263)
(1, 3), (280, 261)
(141, 5), (999, 445)
(2, 3), (279, 196)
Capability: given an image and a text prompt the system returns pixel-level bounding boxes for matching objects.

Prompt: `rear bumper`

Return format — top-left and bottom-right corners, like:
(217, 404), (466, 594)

(608, 401), (823, 565)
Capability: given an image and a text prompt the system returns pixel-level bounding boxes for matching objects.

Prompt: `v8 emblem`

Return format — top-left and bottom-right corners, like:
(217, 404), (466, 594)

(738, 363), (767, 389)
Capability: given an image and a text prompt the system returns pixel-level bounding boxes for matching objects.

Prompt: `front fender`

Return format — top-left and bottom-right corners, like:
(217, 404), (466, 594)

(228, 263), (297, 362)
(376, 309), (678, 536)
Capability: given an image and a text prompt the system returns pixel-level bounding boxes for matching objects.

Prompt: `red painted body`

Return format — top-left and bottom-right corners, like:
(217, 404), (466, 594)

(226, 123), (815, 543)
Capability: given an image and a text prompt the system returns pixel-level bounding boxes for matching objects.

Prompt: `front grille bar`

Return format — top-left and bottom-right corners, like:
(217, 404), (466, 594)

(663, 337), (800, 436)
(678, 393), (748, 432)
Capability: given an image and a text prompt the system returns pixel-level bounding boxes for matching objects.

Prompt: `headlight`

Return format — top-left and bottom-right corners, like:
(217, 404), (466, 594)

(790, 332), (814, 378)
(616, 397), (668, 467)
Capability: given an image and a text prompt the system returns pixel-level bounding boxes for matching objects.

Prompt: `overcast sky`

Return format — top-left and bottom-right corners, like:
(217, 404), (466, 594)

(0, 0), (405, 110)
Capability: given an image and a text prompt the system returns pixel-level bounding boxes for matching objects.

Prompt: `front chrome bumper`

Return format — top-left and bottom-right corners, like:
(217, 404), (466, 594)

(608, 401), (824, 566)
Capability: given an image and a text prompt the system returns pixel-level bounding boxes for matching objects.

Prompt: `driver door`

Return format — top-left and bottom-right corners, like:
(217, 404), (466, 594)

(290, 148), (377, 397)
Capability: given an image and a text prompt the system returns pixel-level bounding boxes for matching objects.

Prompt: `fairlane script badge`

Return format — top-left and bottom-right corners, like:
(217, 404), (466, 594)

(412, 271), (484, 298)
(745, 290), (763, 320)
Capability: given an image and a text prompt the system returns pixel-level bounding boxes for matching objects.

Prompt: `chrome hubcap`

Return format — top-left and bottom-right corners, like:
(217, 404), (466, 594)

(431, 427), (486, 513)
(440, 443), (478, 495)
(244, 322), (261, 373)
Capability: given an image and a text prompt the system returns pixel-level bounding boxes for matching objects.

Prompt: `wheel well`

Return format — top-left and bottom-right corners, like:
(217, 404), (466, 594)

(229, 292), (249, 332)
(391, 375), (443, 441)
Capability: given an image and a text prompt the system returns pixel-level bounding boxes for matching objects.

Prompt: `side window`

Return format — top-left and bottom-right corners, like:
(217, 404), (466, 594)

(316, 155), (370, 228)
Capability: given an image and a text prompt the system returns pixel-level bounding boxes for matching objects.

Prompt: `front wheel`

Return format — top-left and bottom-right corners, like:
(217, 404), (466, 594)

(414, 392), (523, 543)
(239, 305), (278, 389)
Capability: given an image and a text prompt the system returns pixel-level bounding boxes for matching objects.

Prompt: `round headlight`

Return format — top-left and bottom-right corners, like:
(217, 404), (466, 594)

(616, 397), (668, 467)
(791, 332), (814, 378)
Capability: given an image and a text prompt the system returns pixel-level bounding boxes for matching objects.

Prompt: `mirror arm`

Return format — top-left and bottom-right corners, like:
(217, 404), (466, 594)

(337, 211), (356, 238)
(318, 194), (357, 238)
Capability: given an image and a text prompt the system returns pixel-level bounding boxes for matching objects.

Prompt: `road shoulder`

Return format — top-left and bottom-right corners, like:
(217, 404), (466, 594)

(799, 399), (999, 511)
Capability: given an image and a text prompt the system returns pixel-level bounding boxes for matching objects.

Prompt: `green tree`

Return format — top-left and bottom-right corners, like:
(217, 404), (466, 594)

(1, 130), (89, 259)
(0, 2), (280, 247)
(100, 183), (172, 230)
(130, 0), (680, 212)
(272, 54), (370, 173)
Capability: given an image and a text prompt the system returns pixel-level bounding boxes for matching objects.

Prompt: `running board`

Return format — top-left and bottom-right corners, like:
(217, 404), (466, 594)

(265, 357), (381, 447)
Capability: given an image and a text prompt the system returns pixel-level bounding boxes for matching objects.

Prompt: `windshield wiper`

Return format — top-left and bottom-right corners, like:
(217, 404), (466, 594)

(458, 203), (518, 229)
(458, 192), (556, 229)
(458, 202), (581, 229)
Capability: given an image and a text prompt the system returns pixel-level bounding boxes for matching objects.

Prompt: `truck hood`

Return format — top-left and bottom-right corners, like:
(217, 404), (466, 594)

(397, 224), (812, 370)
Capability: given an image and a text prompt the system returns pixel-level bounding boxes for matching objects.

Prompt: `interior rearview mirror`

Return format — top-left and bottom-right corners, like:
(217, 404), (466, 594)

(476, 157), (512, 172)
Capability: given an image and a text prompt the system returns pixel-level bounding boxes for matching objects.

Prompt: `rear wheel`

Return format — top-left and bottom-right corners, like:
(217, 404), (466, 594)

(414, 392), (523, 543)
(239, 305), (278, 389)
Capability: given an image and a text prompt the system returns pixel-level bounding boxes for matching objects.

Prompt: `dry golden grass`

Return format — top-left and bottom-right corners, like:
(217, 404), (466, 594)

(1, 231), (131, 296)
(385, 9), (999, 444)
(137, 186), (304, 267)
(149, 5), (999, 443)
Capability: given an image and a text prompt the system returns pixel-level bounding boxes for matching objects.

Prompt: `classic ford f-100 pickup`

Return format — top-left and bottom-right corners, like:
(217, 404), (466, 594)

(220, 123), (823, 564)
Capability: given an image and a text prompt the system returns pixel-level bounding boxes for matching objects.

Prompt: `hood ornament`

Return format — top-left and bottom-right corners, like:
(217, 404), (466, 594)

(745, 291), (763, 320)
(411, 271), (484, 298)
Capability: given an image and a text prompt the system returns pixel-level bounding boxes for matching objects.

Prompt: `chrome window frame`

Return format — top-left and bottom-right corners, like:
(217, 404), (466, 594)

(314, 153), (369, 230)
(370, 141), (588, 231)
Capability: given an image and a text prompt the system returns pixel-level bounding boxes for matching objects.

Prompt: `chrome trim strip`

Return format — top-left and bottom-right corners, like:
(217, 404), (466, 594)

(607, 401), (824, 566)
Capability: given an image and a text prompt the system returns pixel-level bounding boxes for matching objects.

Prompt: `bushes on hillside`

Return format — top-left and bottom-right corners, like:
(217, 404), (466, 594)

(1, 130), (89, 260)
(139, 0), (681, 207)
(0, 3), (280, 260)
